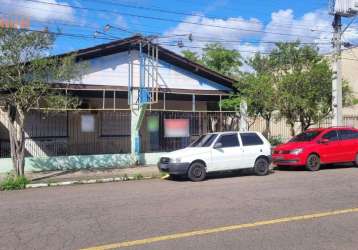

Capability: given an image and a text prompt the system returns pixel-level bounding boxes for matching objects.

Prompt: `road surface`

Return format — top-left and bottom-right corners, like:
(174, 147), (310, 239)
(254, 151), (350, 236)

(1, 165), (358, 250)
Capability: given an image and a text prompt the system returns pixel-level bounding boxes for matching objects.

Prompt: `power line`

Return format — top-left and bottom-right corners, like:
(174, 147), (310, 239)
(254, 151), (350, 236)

(22, 0), (329, 39)
(86, 0), (333, 33)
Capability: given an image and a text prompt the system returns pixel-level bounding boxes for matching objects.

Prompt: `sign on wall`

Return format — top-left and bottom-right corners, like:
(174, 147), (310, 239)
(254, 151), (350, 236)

(164, 119), (189, 138)
(81, 115), (95, 133)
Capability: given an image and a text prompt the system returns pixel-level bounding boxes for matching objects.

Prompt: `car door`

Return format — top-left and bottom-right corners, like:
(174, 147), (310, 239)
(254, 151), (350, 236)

(318, 130), (342, 163)
(240, 132), (265, 168)
(211, 133), (242, 171)
(338, 129), (358, 162)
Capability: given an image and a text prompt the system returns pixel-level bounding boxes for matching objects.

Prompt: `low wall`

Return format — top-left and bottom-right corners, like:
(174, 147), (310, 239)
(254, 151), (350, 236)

(0, 153), (164, 173)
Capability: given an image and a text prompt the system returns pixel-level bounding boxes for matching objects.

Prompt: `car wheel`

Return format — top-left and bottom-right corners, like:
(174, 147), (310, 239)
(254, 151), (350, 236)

(187, 162), (206, 182)
(306, 154), (320, 171)
(354, 153), (358, 167)
(254, 158), (269, 176)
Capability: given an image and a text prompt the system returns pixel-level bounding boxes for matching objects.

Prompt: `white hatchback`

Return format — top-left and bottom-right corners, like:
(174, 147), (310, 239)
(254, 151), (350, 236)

(158, 131), (272, 181)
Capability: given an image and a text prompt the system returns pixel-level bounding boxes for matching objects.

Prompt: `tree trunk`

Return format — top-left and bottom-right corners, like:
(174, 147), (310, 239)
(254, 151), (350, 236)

(7, 107), (26, 177)
(288, 121), (295, 137)
(263, 118), (271, 139)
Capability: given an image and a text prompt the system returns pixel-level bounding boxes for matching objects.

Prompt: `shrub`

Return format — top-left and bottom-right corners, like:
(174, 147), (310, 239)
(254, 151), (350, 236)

(133, 173), (144, 180)
(268, 136), (285, 146)
(0, 174), (29, 191)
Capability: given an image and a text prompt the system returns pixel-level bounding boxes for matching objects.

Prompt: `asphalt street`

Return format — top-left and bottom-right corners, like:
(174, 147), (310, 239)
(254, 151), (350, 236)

(1, 165), (358, 250)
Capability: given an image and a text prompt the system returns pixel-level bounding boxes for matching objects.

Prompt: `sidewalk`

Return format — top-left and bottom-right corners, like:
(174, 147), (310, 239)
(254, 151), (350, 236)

(31, 165), (161, 183)
(0, 165), (162, 187)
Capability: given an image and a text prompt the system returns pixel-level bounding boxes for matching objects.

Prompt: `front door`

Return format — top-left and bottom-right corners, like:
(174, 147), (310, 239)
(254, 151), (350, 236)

(319, 130), (342, 163)
(211, 133), (242, 171)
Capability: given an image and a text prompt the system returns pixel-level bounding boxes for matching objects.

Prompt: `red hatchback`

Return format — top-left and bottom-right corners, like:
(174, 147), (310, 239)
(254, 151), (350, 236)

(272, 127), (358, 171)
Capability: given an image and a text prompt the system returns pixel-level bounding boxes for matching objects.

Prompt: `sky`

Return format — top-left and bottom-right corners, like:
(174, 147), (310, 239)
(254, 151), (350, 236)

(2, 0), (358, 62)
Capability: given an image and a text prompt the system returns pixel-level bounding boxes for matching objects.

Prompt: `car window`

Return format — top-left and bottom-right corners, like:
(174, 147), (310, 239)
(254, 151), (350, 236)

(240, 133), (264, 146)
(290, 130), (323, 142)
(339, 130), (358, 140)
(216, 134), (240, 148)
(190, 134), (218, 147)
(322, 130), (340, 141)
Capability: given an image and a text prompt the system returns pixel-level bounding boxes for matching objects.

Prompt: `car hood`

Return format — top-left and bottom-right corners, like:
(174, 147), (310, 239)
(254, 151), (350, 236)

(163, 147), (210, 158)
(274, 141), (315, 151)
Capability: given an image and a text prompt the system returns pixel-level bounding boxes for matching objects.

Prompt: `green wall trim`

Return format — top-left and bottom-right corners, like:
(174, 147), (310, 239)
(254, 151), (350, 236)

(0, 153), (164, 173)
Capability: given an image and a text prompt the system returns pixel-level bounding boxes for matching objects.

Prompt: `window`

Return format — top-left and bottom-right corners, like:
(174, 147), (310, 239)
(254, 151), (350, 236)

(241, 133), (264, 146)
(322, 130), (339, 141)
(216, 134), (239, 148)
(290, 130), (322, 142)
(339, 130), (358, 140)
(190, 134), (218, 147)
(25, 111), (68, 138)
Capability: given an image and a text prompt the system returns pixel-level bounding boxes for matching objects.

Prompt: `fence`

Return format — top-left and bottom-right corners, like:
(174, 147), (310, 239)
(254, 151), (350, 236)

(1, 110), (358, 158)
(141, 111), (240, 152)
(0, 110), (131, 158)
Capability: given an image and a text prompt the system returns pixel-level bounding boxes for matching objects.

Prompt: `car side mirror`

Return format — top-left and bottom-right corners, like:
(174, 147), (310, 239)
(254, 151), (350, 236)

(319, 138), (329, 144)
(213, 142), (223, 149)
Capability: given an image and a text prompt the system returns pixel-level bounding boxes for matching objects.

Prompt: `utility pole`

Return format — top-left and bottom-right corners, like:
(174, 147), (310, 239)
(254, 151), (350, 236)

(332, 14), (343, 126)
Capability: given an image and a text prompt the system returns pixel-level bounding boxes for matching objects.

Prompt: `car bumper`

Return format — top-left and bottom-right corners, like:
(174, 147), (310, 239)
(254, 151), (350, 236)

(272, 154), (304, 166)
(157, 162), (191, 175)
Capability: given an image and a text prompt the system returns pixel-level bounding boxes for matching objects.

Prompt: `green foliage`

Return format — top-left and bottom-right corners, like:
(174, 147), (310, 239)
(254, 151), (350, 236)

(0, 174), (29, 190)
(133, 173), (144, 180)
(181, 50), (201, 64)
(270, 42), (338, 133)
(0, 28), (84, 176)
(202, 43), (242, 77)
(268, 136), (285, 146)
(181, 43), (242, 78)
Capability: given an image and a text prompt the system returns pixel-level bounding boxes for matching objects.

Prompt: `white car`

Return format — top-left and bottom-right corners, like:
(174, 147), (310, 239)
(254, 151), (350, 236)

(158, 131), (272, 181)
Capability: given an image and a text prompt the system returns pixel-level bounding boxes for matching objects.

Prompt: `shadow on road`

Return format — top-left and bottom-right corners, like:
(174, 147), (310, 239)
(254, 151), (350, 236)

(166, 169), (276, 182)
(274, 163), (356, 172)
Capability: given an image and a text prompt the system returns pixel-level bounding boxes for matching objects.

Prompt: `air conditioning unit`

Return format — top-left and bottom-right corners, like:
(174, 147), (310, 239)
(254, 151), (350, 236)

(333, 0), (358, 17)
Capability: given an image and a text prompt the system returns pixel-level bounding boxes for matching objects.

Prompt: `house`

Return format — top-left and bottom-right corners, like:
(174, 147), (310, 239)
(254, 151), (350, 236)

(0, 35), (241, 172)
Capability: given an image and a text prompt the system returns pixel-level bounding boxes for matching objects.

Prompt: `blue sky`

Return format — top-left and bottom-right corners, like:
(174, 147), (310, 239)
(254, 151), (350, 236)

(1, 0), (358, 57)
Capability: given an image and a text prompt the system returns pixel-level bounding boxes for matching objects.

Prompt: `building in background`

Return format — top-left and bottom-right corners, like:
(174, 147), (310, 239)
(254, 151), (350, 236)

(0, 35), (240, 172)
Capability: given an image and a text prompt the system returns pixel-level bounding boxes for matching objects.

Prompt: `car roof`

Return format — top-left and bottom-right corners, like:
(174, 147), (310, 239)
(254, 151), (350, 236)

(207, 131), (261, 135)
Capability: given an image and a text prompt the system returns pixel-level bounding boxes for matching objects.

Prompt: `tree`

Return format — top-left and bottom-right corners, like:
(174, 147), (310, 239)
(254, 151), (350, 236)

(0, 28), (82, 176)
(269, 42), (348, 135)
(181, 50), (201, 64)
(221, 53), (277, 138)
(202, 43), (242, 78)
(182, 43), (242, 78)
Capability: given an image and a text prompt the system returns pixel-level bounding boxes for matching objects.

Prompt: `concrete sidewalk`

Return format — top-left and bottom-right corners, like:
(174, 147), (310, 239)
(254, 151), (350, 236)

(0, 165), (162, 185)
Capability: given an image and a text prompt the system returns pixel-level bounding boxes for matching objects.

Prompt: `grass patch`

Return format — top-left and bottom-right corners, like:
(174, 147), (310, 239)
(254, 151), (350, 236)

(0, 174), (29, 191)
(133, 173), (144, 180)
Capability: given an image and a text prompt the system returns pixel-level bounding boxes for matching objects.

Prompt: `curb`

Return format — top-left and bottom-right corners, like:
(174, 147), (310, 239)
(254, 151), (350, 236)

(26, 175), (160, 189)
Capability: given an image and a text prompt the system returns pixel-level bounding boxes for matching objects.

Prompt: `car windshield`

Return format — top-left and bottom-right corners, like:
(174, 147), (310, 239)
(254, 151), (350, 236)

(290, 130), (323, 142)
(189, 134), (218, 147)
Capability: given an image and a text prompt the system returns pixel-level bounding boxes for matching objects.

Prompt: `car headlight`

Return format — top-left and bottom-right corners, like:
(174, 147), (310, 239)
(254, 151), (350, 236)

(290, 148), (303, 155)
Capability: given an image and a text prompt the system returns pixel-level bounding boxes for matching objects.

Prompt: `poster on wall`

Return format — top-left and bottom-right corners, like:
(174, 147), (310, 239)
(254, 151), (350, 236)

(81, 114), (95, 132)
(164, 119), (190, 138)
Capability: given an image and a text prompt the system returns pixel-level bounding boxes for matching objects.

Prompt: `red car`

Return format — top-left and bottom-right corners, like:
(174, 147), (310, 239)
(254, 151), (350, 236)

(272, 127), (358, 171)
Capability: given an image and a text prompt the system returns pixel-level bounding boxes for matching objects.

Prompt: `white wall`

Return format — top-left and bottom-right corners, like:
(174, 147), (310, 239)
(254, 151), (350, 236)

(72, 50), (231, 91)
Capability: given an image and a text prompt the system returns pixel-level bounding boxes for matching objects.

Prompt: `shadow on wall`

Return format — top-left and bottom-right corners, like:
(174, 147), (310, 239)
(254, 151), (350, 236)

(29, 154), (134, 172)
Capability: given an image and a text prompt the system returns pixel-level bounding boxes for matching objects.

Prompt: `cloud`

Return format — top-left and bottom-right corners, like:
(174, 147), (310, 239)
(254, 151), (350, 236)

(114, 16), (127, 29)
(161, 8), (358, 68)
(162, 14), (263, 54)
(0, 0), (75, 22)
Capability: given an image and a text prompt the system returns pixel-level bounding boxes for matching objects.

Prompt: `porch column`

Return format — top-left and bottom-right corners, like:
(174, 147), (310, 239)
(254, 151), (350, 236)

(130, 89), (146, 164)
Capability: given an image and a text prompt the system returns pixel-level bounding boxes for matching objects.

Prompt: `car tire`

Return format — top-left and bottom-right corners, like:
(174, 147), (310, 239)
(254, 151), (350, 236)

(254, 158), (269, 176)
(354, 153), (358, 167)
(187, 162), (206, 182)
(306, 154), (320, 171)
